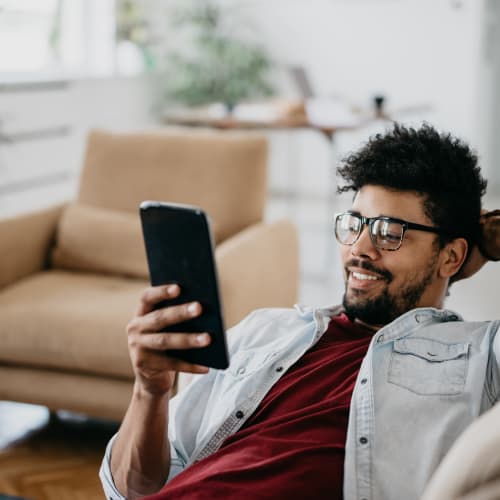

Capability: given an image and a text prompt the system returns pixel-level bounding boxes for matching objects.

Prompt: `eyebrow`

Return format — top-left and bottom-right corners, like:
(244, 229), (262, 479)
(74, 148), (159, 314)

(348, 210), (396, 219)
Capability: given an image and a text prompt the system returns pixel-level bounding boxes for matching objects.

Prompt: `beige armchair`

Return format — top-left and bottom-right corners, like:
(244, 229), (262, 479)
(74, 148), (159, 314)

(0, 129), (299, 421)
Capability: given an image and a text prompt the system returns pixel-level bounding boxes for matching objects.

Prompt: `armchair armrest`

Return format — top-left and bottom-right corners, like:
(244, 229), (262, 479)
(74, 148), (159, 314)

(215, 219), (299, 328)
(0, 204), (66, 290)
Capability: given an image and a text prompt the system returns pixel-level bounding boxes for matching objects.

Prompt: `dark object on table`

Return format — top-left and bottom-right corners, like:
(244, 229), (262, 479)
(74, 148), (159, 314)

(373, 95), (386, 117)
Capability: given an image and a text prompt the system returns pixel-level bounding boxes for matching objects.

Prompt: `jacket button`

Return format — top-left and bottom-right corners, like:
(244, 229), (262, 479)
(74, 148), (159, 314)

(276, 366), (284, 372)
(376, 334), (384, 343)
(237, 367), (246, 375)
(360, 378), (368, 384)
(359, 437), (368, 445)
(236, 410), (244, 419)
(416, 313), (426, 323)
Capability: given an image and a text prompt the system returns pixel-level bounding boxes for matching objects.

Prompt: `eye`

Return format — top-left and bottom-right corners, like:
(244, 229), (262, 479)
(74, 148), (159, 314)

(374, 220), (402, 242)
(380, 232), (401, 242)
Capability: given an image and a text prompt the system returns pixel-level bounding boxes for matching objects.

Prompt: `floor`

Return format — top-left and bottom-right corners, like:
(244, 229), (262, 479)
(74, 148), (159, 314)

(0, 402), (118, 500)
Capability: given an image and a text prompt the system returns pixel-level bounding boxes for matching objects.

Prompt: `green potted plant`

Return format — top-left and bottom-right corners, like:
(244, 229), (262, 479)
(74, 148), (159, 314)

(165, 1), (274, 111)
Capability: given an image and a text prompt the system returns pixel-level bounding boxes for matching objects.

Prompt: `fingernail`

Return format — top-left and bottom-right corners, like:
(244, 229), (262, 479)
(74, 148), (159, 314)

(188, 302), (199, 314)
(167, 284), (179, 294)
(196, 334), (209, 345)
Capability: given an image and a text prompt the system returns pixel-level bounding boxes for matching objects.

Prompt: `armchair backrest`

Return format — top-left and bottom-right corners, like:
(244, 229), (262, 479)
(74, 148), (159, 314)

(51, 129), (268, 279)
(78, 129), (268, 242)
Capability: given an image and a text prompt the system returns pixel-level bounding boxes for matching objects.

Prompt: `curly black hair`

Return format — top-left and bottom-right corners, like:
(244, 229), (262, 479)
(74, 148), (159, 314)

(337, 123), (487, 265)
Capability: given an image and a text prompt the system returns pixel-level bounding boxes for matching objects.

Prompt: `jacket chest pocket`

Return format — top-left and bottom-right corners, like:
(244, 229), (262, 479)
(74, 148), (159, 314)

(388, 338), (469, 396)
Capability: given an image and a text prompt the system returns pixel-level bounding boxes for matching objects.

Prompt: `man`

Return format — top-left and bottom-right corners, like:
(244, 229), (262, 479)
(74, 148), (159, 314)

(100, 124), (499, 500)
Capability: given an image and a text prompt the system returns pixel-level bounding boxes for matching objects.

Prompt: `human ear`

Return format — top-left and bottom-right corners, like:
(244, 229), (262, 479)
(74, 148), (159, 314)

(438, 238), (468, 278)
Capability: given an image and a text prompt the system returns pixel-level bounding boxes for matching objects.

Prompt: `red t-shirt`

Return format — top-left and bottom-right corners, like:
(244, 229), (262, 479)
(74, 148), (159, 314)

(145, 313), (372, 500)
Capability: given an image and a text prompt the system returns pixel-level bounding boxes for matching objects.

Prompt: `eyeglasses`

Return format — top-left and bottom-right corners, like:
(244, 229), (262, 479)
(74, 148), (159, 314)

(334, 211), (449, 251)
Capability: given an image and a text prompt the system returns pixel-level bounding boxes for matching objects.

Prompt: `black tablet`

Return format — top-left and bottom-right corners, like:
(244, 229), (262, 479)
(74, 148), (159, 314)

(140, 201), (229, 370)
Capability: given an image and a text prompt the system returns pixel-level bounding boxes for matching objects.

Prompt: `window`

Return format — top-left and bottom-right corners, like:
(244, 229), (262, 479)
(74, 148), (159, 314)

(0, 0), (116, 80)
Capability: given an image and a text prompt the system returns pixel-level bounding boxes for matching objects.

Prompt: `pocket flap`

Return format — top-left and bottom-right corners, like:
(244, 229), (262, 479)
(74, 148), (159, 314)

(393, 338), (469, 362)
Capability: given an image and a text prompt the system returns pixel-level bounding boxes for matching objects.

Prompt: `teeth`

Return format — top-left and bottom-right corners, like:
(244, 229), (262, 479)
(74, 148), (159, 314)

(352, 271), (379, 281)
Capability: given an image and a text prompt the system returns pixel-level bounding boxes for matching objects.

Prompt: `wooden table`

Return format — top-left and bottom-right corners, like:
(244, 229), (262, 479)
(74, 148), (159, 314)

(164, 112), (376, 141)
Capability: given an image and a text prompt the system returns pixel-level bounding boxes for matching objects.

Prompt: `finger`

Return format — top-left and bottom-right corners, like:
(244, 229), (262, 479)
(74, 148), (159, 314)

(132, 332), (211, 352)
(134, 350), (210, 375)
(168, 358), (210, 374)
(137, 301), (202, 332)
(136, 284), (181, 316)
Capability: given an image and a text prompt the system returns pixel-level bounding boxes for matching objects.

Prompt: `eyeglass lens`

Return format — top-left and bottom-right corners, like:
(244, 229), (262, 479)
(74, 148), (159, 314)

(335, 213), (404, 250)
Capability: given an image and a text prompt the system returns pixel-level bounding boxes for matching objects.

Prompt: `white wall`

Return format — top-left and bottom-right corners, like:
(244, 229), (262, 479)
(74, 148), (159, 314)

(480, 0), (500, 189)
(0, 75), (161, 218)
(243, 0), (482, 134)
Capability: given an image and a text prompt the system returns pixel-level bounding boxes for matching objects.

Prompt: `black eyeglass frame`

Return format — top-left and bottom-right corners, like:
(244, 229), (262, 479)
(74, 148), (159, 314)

(334, 211), (452, 251)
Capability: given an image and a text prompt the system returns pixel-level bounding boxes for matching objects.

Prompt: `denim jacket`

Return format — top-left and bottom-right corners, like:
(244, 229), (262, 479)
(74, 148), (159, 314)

(100, 305), (500, 500)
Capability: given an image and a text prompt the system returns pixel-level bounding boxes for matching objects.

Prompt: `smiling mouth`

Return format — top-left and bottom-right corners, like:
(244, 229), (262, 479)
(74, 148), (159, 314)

(345, 259), (393, 285)
(351, 271), (380, 281)
(347, 268), (390, 290)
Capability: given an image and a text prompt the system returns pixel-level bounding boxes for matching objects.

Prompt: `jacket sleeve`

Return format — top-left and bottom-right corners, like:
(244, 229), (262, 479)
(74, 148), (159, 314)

(99, 434), (127, 500)
(492, 321), (500, 402)
(98, 308), (279, 498)
(98, 371), (217, 500)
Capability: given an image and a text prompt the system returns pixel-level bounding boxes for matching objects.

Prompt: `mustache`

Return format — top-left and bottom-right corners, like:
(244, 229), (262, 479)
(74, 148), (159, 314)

(346, 258), (393, 283)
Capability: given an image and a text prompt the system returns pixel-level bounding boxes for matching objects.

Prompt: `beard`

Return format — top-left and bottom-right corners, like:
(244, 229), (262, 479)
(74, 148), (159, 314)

(342, 254), (438, 326)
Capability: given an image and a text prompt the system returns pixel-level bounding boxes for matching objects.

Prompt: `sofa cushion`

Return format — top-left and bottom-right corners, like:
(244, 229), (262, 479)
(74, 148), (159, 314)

(77, 129), (267, 242)
(0, 270), (147, 379)
(51, 203), (149, 279)
(421, 402), (500, 499)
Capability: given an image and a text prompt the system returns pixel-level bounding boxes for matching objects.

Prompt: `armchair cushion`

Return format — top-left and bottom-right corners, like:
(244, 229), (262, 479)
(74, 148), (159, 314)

(0, 270), (145, 379)
(51, 202), (223, 280)
(51, 203), (149, 279)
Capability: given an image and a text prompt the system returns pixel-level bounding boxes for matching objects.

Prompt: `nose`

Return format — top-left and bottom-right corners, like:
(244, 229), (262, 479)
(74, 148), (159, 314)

(350, 224), (380, 259)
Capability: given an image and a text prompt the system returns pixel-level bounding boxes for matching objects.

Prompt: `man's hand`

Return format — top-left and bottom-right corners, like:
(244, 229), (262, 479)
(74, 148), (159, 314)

(454, 245), (488, 281)
(454, 210), (500, 281)
(478, 210), (500, 261)
(110, 284), (212, 499)
(127, 284), (211, 397)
